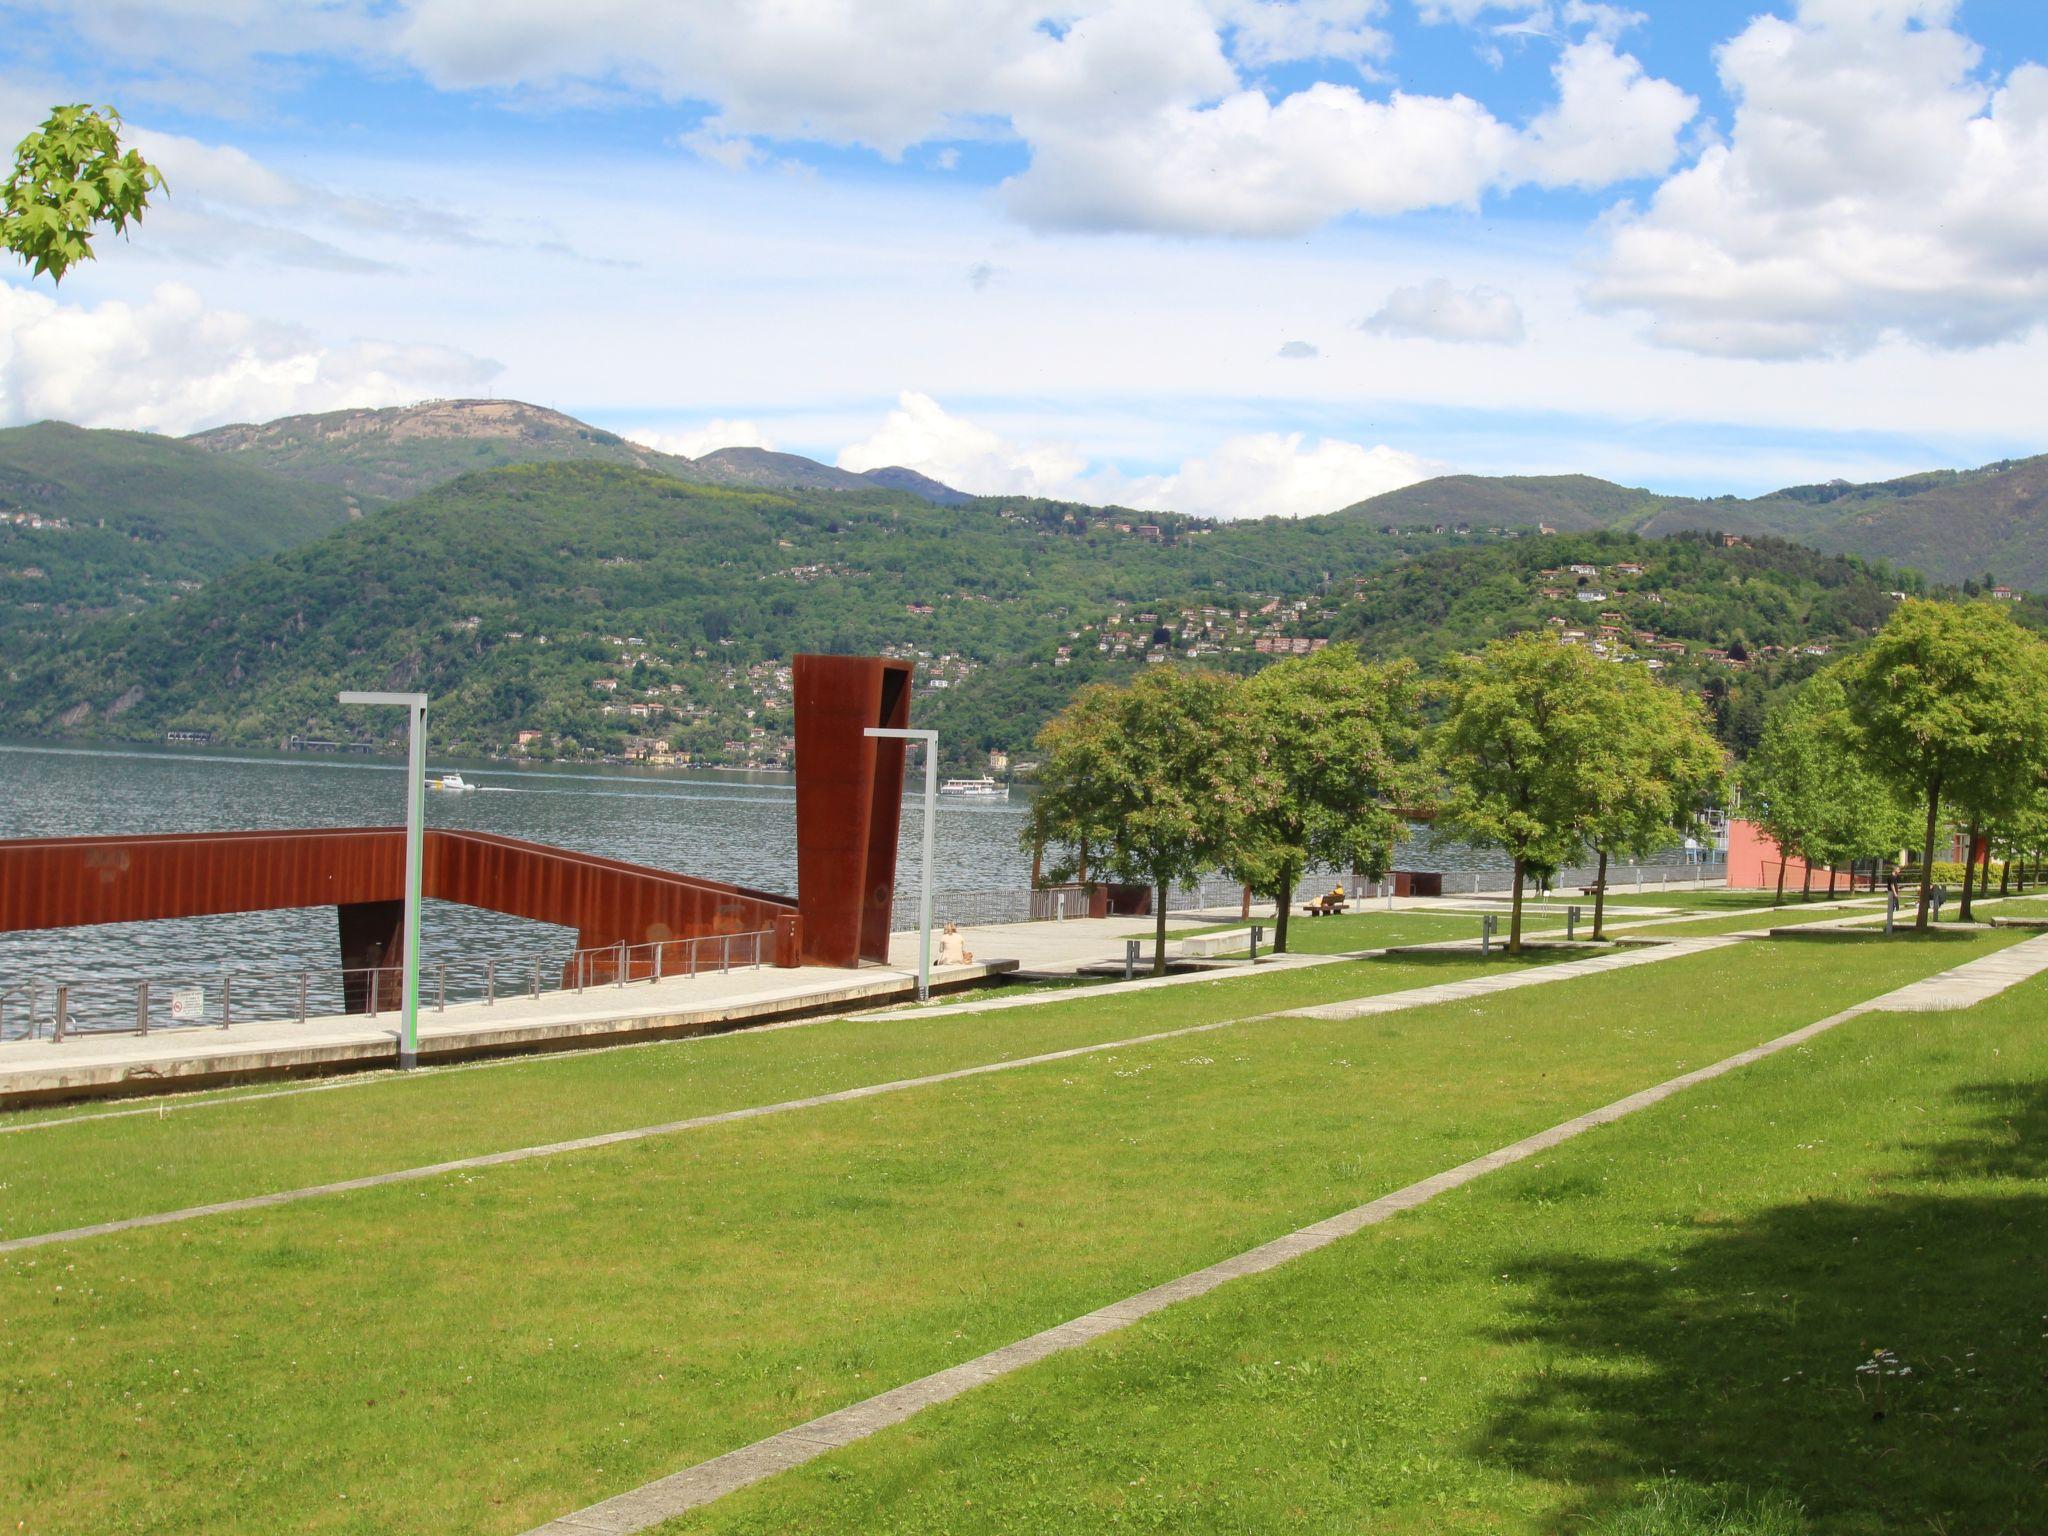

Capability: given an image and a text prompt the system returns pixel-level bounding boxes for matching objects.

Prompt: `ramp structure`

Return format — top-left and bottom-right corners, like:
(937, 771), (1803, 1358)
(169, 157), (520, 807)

(0, 654), (914, 1008)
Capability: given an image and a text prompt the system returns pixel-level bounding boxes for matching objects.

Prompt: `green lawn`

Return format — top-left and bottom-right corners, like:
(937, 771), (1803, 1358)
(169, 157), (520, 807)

(666, 972), (2048, 1536)
(0, 947), (1573, 1236)
(1188, 909), (1516, 955)
(0, 930), (2029, 1535)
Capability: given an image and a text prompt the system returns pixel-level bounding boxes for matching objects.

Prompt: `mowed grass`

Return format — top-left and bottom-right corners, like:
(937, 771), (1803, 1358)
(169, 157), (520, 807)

(1191, 909), (1514, 955)
(667, 972), (2048, 1536)
(0, 948), (1581, 1238)
(0, 932), (2024, 1535)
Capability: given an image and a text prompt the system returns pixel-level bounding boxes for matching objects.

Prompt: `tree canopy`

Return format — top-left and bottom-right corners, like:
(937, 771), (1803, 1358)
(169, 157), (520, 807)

(3, 105), (163, 282)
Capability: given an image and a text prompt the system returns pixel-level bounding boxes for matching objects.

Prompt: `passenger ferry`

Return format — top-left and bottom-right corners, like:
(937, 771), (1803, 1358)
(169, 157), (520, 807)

(939, 776), (1010, 801)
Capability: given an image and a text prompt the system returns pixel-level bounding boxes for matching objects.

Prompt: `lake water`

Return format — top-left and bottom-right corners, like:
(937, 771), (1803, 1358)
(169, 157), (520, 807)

(0, 741), (1034, 984)
(0, 740), (1711, 992)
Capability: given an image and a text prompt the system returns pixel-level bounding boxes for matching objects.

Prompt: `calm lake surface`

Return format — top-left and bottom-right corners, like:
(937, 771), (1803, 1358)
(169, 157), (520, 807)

(0, 740), (1706, 989)
(0, 741), (1034, 983)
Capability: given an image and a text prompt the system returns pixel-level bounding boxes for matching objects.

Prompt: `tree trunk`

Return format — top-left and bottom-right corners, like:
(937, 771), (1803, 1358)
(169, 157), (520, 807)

(2000, 852), (2011, 898)
(1078, 837), (1089, 886)
(1274, 868), (1295, 955)
(1508, 857), (1526, 955)
(1152, 879), (1169, 977)
(1915, 774), (1943, 931)
(1801, 857), (1812, 902)
(1030, 842), (1043, 891)
(1774, 849), (1787, 907)
(1592, 846), (1609, 940)
(1960, 822), (1980, 921)
(1980, 836), (1995, 900)
(1827, 863), (1838, 900)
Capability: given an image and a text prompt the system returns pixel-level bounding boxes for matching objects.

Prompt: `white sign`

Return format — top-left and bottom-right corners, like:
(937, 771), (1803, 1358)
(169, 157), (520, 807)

(169, 986), (206, 1022)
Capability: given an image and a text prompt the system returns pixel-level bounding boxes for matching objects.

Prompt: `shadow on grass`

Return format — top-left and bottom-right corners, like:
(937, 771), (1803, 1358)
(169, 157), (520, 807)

(1473, 1081), (2048, 1534)
(1762, 928), (1988, 945)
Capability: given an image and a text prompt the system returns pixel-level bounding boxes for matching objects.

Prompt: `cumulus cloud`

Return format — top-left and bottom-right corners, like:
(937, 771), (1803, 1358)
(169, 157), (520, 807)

(40, 1), (1695, 239)
(1276, 339), (1320, 358)
(837, 391), (1090, 498)
(0, 282), (499, 435)
(1361, 279), (1526, 344)
(625, 419), (775, 458)
(835, 391), (1434, 518)
(1587, 0), (2048, 358)
(1124, 431), (1437, 518)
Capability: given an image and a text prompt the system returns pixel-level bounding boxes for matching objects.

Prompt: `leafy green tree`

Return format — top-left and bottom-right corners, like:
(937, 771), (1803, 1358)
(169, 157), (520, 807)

(1838, 600), (2048, 929)
(1429, 634), (1614, 954)
(1582, 669), (1726, 938)
(1228, 647), (1423, 953)
(1024, 666), (1252, 974)
(3, 105), (164, 282)
(1742, 670), (1914, 906)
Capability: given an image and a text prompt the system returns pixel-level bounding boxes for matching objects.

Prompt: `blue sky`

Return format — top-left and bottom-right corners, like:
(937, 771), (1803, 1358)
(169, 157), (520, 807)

(4, 1), (2047, 515)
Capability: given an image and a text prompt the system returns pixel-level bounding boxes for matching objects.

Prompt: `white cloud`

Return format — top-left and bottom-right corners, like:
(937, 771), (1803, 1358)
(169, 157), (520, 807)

(837, 390), (1090, 497)
(1517, 39), (1695, 189)
(0, 282), (499, 435)
(625, 419), (774, 458)
(834, 391), (1433, 517)
(1123, 431), (1438, 517)
(1361, 279), (1526, 344)
(35, 2), (1693, 239)
(1277, 339), (1320, 358)
(1588, 0), (2048, 358)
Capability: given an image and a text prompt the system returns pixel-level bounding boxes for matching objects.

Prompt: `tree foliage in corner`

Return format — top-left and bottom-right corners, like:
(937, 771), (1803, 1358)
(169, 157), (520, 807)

(3, 105), (164, 282)
(1024, 666), (1254, 975)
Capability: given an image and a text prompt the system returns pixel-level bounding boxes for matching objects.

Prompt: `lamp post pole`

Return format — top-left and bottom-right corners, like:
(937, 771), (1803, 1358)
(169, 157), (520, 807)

(865, 726), (938, 1002)
(339, 690), (429, 1068)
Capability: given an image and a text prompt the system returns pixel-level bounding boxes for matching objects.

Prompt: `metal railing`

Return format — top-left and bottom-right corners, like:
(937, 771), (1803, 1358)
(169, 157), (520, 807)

(0, 927), (775, 1043)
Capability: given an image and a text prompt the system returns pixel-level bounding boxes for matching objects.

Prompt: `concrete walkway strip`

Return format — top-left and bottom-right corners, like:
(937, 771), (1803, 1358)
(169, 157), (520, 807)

(0, 935), (1726, 1255)
(1278, 936), (1735, 1020)
(520, 934), (2048, 1535)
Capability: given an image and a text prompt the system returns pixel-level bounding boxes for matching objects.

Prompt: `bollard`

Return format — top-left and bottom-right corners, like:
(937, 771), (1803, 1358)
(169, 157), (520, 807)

(136, 979), (150, 1036)
(1124, 938), (1140, 981)
(1481, 913), (1497, 956)
(1249, 924), (1264, 962)
(485, 957), (496, 1006)
(1566, 904), (1581, 941)
(53, 983), (68, 1043)
(616, 940), (628, 988)
(221, 973), (232, 1028)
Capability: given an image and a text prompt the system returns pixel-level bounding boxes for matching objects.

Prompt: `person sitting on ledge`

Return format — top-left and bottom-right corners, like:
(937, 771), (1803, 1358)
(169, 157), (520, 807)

(938, 921), (974, 965)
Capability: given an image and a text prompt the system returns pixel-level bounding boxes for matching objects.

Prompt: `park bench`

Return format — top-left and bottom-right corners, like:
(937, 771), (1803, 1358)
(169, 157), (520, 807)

(1579, 882), (1606, 897)
(1302, 896), (1348, 916)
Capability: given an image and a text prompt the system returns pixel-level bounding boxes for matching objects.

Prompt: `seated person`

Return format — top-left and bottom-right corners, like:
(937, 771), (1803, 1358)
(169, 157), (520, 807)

(1321, 884), (1346, 909)
(937, 921), (974, 965)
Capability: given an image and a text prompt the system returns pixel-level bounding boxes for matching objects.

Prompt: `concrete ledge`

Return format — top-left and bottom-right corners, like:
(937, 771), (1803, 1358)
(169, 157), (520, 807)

(0, 961), (1019, 1108)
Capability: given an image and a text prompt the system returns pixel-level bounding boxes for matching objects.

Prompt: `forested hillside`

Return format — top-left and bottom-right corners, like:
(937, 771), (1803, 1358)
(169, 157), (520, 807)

(1343, 454), (2048, 590)
(0, 461), (1460, 764)
(0, 422), (358, 638)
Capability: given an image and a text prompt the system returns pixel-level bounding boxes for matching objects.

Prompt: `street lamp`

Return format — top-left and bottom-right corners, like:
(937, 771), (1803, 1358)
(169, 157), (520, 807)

(338, 690), (429, 1068)
(865, 726), (938, 1002)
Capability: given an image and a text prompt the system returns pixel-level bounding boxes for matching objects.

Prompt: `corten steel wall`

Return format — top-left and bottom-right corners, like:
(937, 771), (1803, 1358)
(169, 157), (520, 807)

(0, 828), (804, 999)
(1724, 818), (1813, 890)
(792, 654), (913, 967)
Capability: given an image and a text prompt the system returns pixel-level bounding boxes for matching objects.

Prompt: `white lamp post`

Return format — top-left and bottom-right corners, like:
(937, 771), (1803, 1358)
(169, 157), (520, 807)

(338, 690), (429, 1068)
(865, 726), (938, 1002)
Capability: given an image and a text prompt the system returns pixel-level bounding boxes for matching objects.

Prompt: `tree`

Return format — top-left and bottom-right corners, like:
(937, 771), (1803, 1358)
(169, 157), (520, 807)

(1228, 647), (1423, 953)
(1837, 601), (2048, 930)
(1743, 670), (1915, 906)
(1581, 669), (1726, 939)
(1024, 666), (1252, 975)
(1429, 634), (1614, 954)
(4, 105), (165, 282)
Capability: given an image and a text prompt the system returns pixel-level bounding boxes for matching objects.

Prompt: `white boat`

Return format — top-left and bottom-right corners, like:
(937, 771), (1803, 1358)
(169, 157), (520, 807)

(427, 772), (479, 793)
(940, 776), (1010, 801)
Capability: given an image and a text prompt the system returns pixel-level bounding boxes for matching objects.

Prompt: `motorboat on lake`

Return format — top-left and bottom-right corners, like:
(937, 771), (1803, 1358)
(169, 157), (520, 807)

(427, 772), (479, 793)
(939, 777), (1010, 801)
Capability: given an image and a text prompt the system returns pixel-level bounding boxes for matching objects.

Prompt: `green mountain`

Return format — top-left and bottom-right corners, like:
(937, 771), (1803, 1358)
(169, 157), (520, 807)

(1341, 455), (2048, 589)
(1331, 529), (1944, 753)
(0, 421), (359, 638)
(185, 398), (967, 505)
(0, 461), (1460, 763)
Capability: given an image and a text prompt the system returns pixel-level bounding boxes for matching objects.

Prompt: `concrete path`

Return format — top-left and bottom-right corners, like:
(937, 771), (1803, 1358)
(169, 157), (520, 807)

(521, 935), (2031, 1536)
(1863, 931), (2048, 1012)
